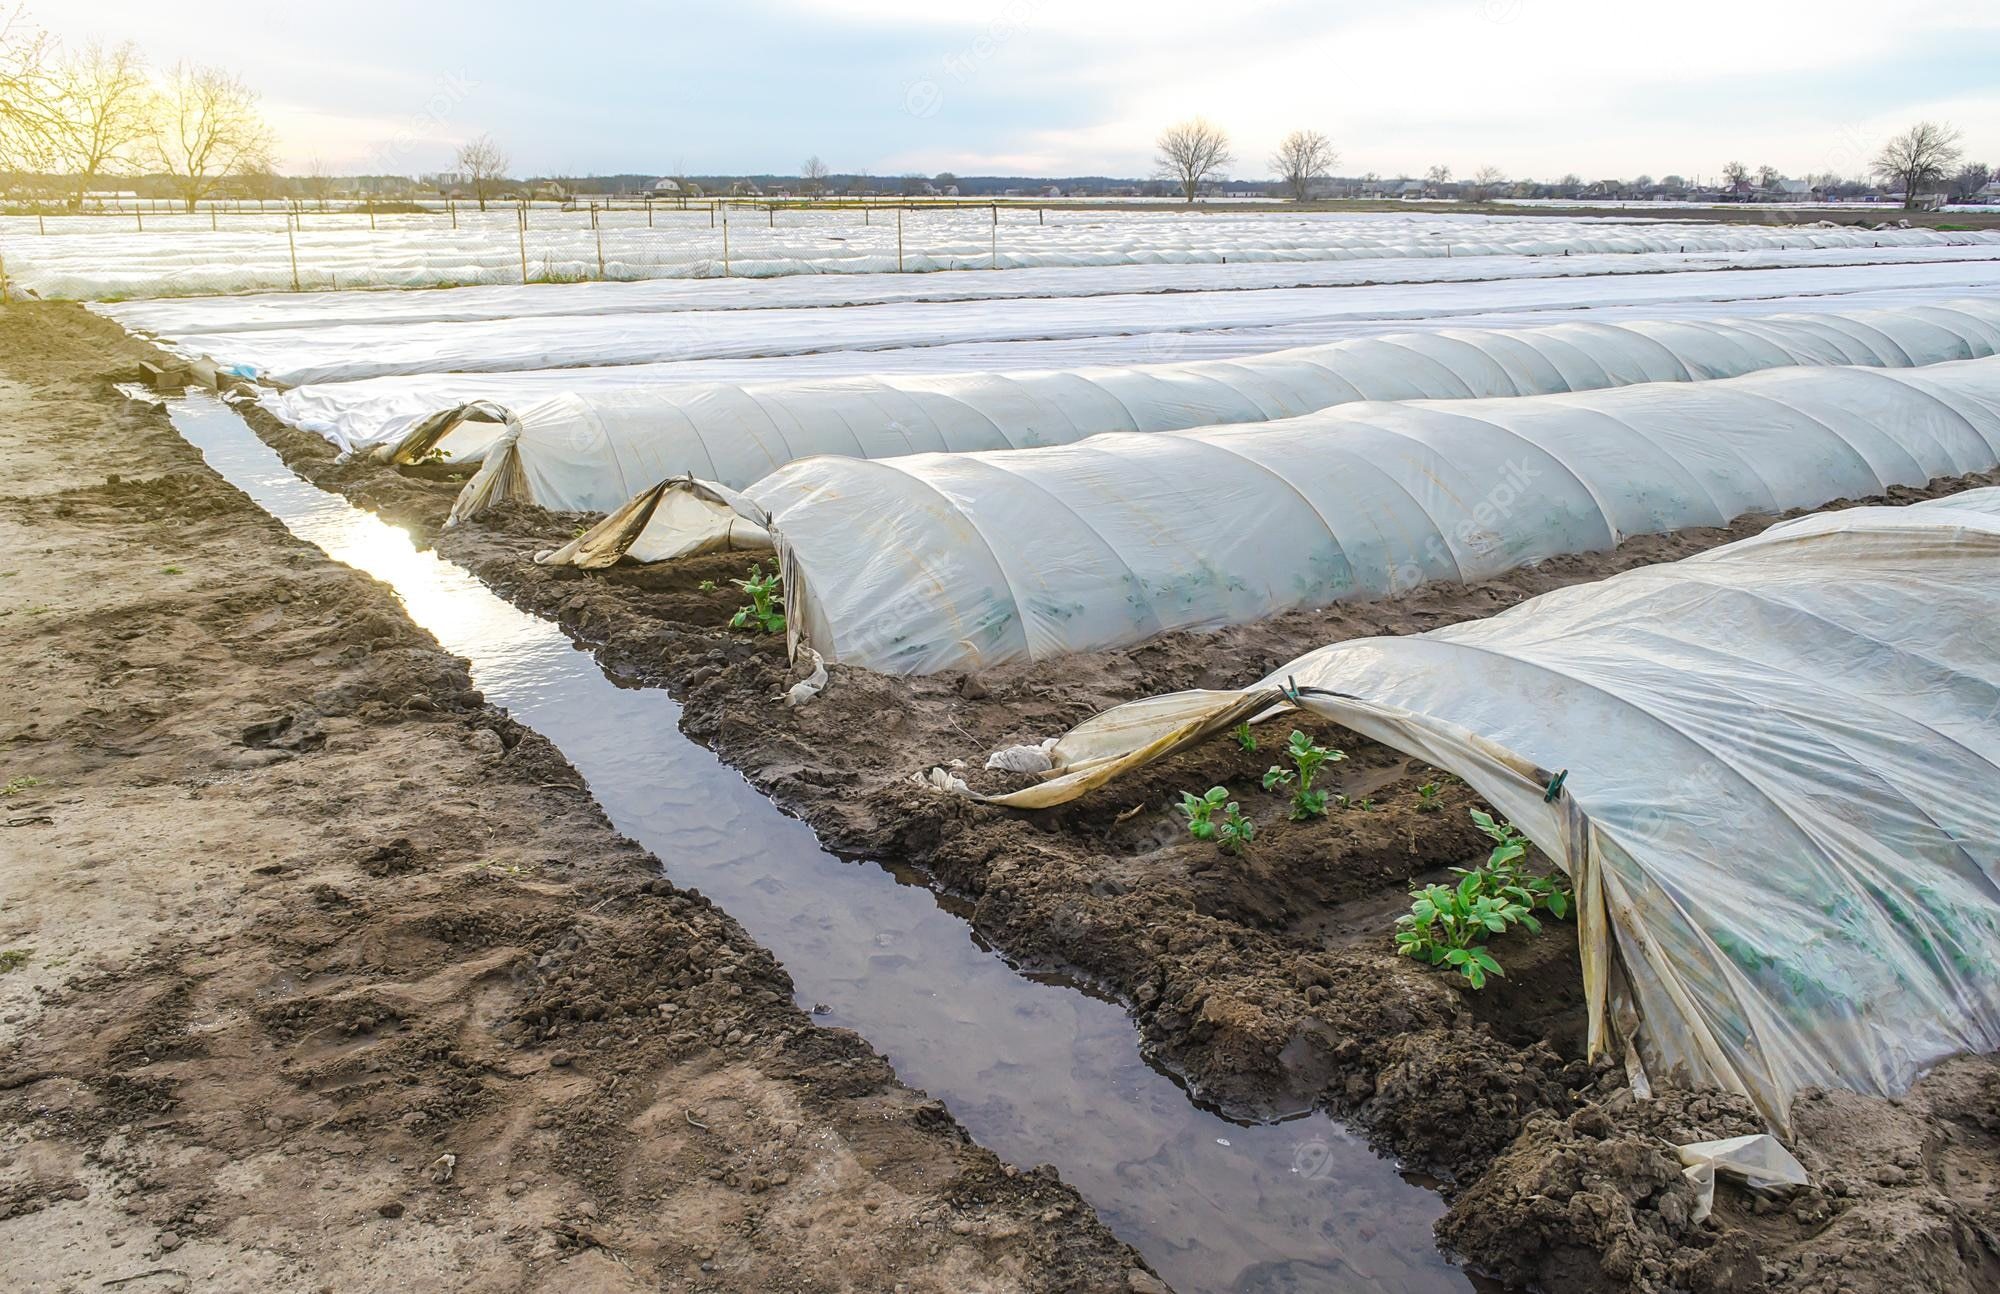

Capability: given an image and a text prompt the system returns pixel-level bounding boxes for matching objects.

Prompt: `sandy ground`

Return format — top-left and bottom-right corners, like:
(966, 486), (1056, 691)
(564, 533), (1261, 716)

(0, 303), (1153, 1293)
(71, 296), (2000, 1293)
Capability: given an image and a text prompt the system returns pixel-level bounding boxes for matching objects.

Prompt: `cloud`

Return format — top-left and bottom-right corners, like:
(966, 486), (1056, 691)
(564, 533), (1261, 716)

(35, 0), (2000, 178)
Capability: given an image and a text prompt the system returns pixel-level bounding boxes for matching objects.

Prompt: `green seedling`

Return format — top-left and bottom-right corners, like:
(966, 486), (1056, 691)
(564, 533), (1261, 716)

(1263, 730), (1344, 820)
(1394, 873), (1538, 989)
(2, 775), (40, 797)
(1463, 809), (1571, 919)
(0, 949), (29, 973)
(1178, 786), (1256, 854)
(697, 579), (717, 592)
(1232, 721), (1256, 752)
(728, 562), (786, 634)
(1216, 803), (1255, 854)
(1415, 782), (1443, 813)
(161, 565), (183, 575)
(1394, 810), (1572, 989)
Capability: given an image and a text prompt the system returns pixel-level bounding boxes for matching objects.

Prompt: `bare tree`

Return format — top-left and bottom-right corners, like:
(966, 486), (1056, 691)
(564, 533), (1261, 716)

(1425, 164), (1452, 190)
(801, 154), (828, 196)
(0, 13), (62, 182)
(1155, 117), (1232, 203)
(146, 62), (274, 212)
(1951, 162), (1993, 202)
(455, 132), (508, 211)
(1466, 165), (1505, 202)
(1721, 160), (1750, 189)
(1873, 121), (1963, 208)
(42, 42), (149, 209)
(1269, 128), (1335, 202)
(303, 153), (335, 209)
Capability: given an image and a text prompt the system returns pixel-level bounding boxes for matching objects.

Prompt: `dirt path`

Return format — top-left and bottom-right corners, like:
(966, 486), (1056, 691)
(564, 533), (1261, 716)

(67, 295), (2000, 1293)
(0, 303), (1150, 1293)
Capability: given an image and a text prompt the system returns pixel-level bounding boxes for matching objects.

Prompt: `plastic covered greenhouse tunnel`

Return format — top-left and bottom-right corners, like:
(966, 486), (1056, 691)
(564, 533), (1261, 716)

(396, 297), (2000, 516)
(937, 486), (2000, 1149)
(523, 351), (2000, 674)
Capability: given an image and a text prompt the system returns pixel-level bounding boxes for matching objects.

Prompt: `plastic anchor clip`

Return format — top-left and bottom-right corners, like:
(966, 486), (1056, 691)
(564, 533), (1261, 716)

(1283, 677), (1360, 705)
(1543, 769), (1569, 803)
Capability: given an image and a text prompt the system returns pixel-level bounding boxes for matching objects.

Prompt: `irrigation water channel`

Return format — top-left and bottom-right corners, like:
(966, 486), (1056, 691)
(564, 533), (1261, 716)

(169, 390), (1483, 1294)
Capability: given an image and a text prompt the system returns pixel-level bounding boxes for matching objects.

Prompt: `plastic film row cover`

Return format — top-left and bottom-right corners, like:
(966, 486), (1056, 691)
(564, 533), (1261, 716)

(750, 354), (2000, 673)
(455, 297), (2000, 519)
(968, 488), (2000, 1128)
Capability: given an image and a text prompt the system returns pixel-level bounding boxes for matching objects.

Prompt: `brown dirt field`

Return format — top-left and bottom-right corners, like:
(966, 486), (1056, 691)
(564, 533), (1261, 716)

(0, 302), (1152, 1292)
(76, 296), (2000, 1293)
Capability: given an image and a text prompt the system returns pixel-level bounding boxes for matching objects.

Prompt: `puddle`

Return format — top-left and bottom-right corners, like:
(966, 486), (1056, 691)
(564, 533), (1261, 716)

(169, 391), (1483, 1294)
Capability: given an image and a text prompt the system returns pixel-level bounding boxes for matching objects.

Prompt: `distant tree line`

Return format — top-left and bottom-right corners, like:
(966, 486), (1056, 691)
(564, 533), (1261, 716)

(3, 12), (1986, 218)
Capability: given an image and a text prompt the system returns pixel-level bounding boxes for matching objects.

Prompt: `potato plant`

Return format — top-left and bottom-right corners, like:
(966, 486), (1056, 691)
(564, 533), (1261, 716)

(1178, 786), (1255, 854)
(1394, 876), (1533, 989)
(1395, 809), (1572, 988)
(728, 562), (786, 634)
(1262, 730), (1344, 820)
(1464, 809), (1571, 918)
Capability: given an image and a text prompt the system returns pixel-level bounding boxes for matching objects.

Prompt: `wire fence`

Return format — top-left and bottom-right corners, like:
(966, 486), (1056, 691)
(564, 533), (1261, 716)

(0, 198), (1103, 297)
(5, 197), (1985, 300)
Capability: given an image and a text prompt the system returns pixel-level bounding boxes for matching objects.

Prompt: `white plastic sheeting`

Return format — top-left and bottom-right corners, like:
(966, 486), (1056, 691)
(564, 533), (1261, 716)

(495, 298), (2000, 548)
(699, 356), (2000, 674)
(99, 241), (2000, 338)
(959, 489), (2000, 1130)
(447, 300), (1999, 538)
(252, 276), (2000, 456)
(20, 207), (2000, 298)
(124, 256), (2000, 388)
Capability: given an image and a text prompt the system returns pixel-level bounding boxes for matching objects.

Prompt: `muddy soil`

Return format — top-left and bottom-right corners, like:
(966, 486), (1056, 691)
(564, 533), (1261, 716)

(0, 302), (1154, 1292)
(99, 296), (2000, 1293)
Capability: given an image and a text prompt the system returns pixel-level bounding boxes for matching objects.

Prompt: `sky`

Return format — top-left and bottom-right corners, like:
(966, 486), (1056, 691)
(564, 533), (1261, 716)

(36, 0), (2000, 181)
